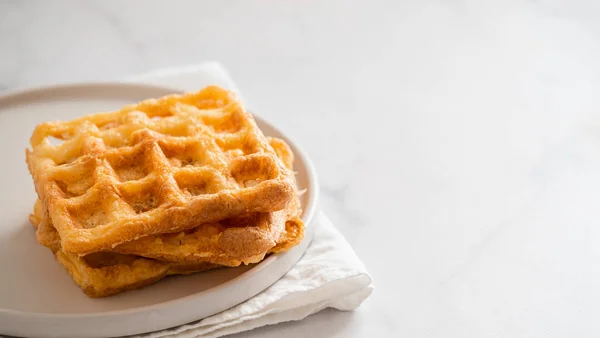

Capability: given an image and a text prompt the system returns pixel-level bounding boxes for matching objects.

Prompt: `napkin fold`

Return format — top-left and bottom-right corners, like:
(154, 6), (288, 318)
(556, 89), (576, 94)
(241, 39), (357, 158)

(126, 64), (373, 338)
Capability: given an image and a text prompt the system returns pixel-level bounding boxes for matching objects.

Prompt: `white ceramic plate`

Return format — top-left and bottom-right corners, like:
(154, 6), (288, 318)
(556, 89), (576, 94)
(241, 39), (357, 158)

(0, 83), (318, 338)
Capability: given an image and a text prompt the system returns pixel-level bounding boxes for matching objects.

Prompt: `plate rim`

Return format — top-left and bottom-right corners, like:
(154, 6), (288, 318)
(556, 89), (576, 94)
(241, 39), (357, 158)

(0, 82), (319, 332)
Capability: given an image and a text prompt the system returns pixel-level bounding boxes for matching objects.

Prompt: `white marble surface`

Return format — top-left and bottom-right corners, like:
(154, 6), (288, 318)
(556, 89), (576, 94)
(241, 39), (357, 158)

(3, 0), (600, 337)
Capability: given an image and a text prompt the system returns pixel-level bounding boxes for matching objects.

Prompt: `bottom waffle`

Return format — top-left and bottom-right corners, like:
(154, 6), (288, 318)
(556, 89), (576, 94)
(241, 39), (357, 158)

(29, 205), (303, 298)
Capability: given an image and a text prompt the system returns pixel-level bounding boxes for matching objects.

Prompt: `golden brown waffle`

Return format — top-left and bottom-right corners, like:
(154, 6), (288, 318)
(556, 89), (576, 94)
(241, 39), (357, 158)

(113, 211), (288, 265)
(34, 198), (302, 266)
(29, 200), (304, 298)
(26, 86), (296, 254)
(34, 137), (303, 266)
(55, 252), (218, 298)
(28, 136), (305, 297)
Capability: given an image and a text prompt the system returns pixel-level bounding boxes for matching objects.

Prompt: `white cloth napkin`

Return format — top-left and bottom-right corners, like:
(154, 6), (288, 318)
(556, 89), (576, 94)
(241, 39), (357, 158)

(125, 63), (373, 338)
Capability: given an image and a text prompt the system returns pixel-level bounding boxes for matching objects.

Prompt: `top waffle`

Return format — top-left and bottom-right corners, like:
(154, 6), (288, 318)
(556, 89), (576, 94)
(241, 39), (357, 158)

(26, 86), (296, 254)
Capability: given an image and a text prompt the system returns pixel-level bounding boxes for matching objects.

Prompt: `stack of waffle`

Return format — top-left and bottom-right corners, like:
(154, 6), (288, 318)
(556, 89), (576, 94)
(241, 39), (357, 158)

(25, 86), (303, 297)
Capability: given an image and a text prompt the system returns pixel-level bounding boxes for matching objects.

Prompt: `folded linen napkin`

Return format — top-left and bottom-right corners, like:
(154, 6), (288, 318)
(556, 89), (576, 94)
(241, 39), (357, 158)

(126, 63), (373, 338)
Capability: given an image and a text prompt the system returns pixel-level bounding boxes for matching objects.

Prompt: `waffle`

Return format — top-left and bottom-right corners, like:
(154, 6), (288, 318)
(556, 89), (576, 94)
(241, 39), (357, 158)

(26, 86), (296, 255)
(36, 137), (302, 266)
(113, 210), (288, 265)
(30, 201), (304, 298)
(29, 135), (305, 297)
(35, 197), (302, 266)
